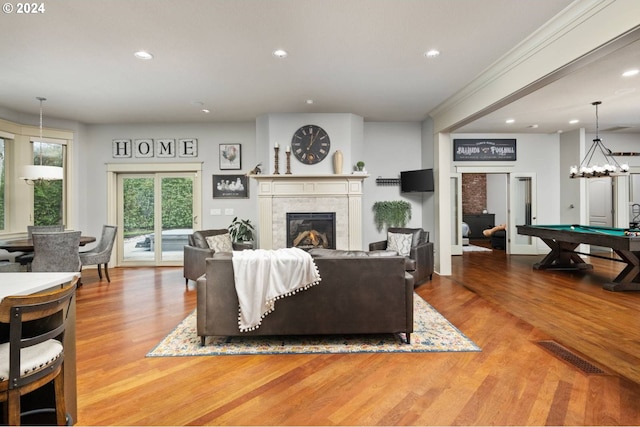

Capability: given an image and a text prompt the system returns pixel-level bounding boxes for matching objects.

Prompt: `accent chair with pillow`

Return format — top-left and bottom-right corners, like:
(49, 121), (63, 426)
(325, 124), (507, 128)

(183, 229), (252, 287)
(369, 227), (434, 285)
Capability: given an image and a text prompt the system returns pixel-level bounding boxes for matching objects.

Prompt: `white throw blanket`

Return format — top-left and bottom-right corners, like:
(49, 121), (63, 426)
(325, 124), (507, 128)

(231, 247), (321, 332)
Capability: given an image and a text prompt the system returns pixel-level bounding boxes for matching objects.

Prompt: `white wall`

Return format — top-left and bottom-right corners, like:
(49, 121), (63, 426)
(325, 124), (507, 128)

(80, 118), (425, 250)
(83, 122), (257, 240)
(0, 110), (427, 265)
(258, 113), (364, 175)
(362, 122), (426, 245)
(451, 132), (562, 230)
(559, 129), (584, 226)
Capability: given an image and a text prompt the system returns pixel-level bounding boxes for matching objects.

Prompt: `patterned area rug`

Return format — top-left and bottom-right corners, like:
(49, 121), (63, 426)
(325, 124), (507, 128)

(147, 295), (480, 356)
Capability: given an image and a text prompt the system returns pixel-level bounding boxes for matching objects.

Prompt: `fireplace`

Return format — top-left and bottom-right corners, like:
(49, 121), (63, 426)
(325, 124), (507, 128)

(287, 212), (336, 250)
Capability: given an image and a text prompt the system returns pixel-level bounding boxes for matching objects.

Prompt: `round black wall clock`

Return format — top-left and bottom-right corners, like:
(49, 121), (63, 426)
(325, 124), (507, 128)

(291, 124), (331, 165)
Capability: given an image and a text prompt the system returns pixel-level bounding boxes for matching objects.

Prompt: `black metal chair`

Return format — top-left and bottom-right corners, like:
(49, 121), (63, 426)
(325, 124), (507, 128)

(0, 276), (78, 425)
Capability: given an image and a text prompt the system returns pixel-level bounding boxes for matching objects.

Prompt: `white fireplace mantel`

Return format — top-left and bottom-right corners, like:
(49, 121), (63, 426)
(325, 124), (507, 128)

(252, 174), (369, 250)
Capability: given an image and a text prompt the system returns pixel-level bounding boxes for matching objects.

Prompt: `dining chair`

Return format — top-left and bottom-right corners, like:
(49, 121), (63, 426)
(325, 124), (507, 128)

(15, 225), (65, 269)
(31, 231), (81, 273)
(0, 276), (78, 425)
(80, 225), (117, 282)
(0, 262), (21, 272)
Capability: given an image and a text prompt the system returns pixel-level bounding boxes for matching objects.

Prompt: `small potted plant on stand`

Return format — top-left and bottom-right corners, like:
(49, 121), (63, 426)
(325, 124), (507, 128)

(228, 217), (256, 248)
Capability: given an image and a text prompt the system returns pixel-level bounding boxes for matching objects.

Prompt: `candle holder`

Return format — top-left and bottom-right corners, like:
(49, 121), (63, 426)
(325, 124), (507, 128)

(273, 146), (280, 174)
(285, 151), (292, 174)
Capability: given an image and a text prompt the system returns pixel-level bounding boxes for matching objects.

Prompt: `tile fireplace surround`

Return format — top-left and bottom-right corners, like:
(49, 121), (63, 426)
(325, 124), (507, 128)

(252, 174), (368, 250)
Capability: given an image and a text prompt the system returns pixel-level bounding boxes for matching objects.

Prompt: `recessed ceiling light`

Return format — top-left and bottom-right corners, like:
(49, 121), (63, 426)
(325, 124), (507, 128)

(528, 124), (539, 129)
(569, 119), (580, 124)
(134, 50), (153, 60)
(201, 109), (211, 114)
(272, 49), (288, 59)
(505, 119), (515, 124)
(424, 49), (440, 58)
(622, 69), (639, 77)
(306, 99), (314, 105)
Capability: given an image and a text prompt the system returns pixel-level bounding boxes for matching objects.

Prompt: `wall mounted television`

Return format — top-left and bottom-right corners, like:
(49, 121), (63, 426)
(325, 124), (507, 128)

(400, 168), (434, 192)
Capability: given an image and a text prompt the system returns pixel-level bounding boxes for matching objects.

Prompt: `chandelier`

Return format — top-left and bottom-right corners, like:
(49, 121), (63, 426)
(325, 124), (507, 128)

(20, 97), (64, 183)
(569, 101), (629, 178)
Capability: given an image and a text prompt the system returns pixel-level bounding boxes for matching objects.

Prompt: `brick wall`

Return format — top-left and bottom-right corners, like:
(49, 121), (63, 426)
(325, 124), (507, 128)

(462, 173), (487, 214)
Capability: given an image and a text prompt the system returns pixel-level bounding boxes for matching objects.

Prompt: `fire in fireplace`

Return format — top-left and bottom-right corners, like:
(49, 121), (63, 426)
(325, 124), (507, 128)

(286, 212), (336, 250)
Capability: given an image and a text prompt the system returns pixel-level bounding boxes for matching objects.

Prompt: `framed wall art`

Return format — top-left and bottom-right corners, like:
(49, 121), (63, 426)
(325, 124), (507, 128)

(453, 138), (516, 161)
(219, 143), (241, 170)
(213, 174), (248, 198)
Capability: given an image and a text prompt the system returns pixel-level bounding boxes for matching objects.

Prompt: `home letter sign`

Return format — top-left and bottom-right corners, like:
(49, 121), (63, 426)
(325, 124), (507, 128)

(178, 138), (198, 157)
(113, 138), (198, 159)
(112, 139), (132, 158)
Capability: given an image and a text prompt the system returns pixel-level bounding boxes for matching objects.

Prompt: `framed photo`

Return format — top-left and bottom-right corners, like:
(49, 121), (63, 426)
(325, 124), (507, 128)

(219, 143), (241, 170)
(213, 174), (248, 198)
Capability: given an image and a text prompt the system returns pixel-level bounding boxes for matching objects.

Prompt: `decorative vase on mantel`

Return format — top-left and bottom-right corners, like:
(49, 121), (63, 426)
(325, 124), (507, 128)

(333, 150), (343, 175)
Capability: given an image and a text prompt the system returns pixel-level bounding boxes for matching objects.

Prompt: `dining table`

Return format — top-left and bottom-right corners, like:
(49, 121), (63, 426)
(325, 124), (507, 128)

(0, 235), (96, 252)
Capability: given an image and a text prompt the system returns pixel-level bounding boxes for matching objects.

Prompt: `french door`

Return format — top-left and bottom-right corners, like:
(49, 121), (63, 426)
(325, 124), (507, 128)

(117, 171), (199, 266)
(452, 171), (537, 255)
(450, 173), (463, 255)
(508, 172), (538, 254)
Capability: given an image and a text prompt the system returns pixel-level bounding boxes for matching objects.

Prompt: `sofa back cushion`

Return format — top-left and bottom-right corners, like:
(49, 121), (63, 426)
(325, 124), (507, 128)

(308, 248), (398, 257)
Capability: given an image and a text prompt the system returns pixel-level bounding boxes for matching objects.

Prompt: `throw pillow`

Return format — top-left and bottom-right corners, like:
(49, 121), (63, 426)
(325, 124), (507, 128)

(387, 232), (413, 257)
(206, 233), (234, 252)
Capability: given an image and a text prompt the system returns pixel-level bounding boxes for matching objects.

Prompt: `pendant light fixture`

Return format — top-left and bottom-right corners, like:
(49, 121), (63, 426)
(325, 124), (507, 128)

(20, 97), (64, 183)
(569, 101), (629, 178)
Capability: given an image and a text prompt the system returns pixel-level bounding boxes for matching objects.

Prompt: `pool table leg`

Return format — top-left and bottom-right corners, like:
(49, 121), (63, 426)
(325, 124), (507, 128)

(533, 239), (593, 270)
(603, 250), (640, 292)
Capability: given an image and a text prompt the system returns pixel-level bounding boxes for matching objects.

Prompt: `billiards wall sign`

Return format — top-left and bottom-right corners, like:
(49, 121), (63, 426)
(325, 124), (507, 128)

(453, 139), (516, 162)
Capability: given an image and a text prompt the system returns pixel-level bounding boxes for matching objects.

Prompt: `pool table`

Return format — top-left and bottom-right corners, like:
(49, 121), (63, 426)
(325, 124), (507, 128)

(517, 224), (640, 292)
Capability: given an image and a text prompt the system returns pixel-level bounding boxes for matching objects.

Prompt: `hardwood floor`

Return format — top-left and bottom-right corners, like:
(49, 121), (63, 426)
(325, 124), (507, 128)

(74, 249), (640, 425)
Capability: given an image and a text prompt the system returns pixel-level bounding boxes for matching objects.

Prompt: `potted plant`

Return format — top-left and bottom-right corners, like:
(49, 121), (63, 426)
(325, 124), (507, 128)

(228, 217), (255, 243)
(356, 161), (365, 171)
(372, 201), (411, 231)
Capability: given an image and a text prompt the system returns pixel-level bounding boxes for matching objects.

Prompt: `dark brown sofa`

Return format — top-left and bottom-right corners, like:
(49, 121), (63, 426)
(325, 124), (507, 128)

(196, 251), (414, 345)
(183, 229), (252, 286)
(369, 227), (434, 285)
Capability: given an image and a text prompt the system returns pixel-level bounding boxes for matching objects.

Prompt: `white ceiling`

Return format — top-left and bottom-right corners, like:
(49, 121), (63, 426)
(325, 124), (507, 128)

(2, 0), (637, 135)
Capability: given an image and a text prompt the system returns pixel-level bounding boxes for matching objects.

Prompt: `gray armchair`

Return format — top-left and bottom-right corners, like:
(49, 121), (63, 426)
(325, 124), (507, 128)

(16, 224), (65, 269)
(31, 230), (82, 273)
(80, 225), (117, 282)
(369, 227), (434, 285)
(183, 229), (252, 287)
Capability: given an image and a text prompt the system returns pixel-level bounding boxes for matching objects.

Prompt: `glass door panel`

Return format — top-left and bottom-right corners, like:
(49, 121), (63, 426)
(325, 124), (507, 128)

(451, 173), (462, 255)
(120, 175), (155, 263)
(160, 175), (194, 263)
(509, 173), (538, 254)
(118, 172), (195, 266)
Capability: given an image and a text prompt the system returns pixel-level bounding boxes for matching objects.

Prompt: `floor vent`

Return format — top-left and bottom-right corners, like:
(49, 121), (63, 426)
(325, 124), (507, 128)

(537, 341), (606, 375)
